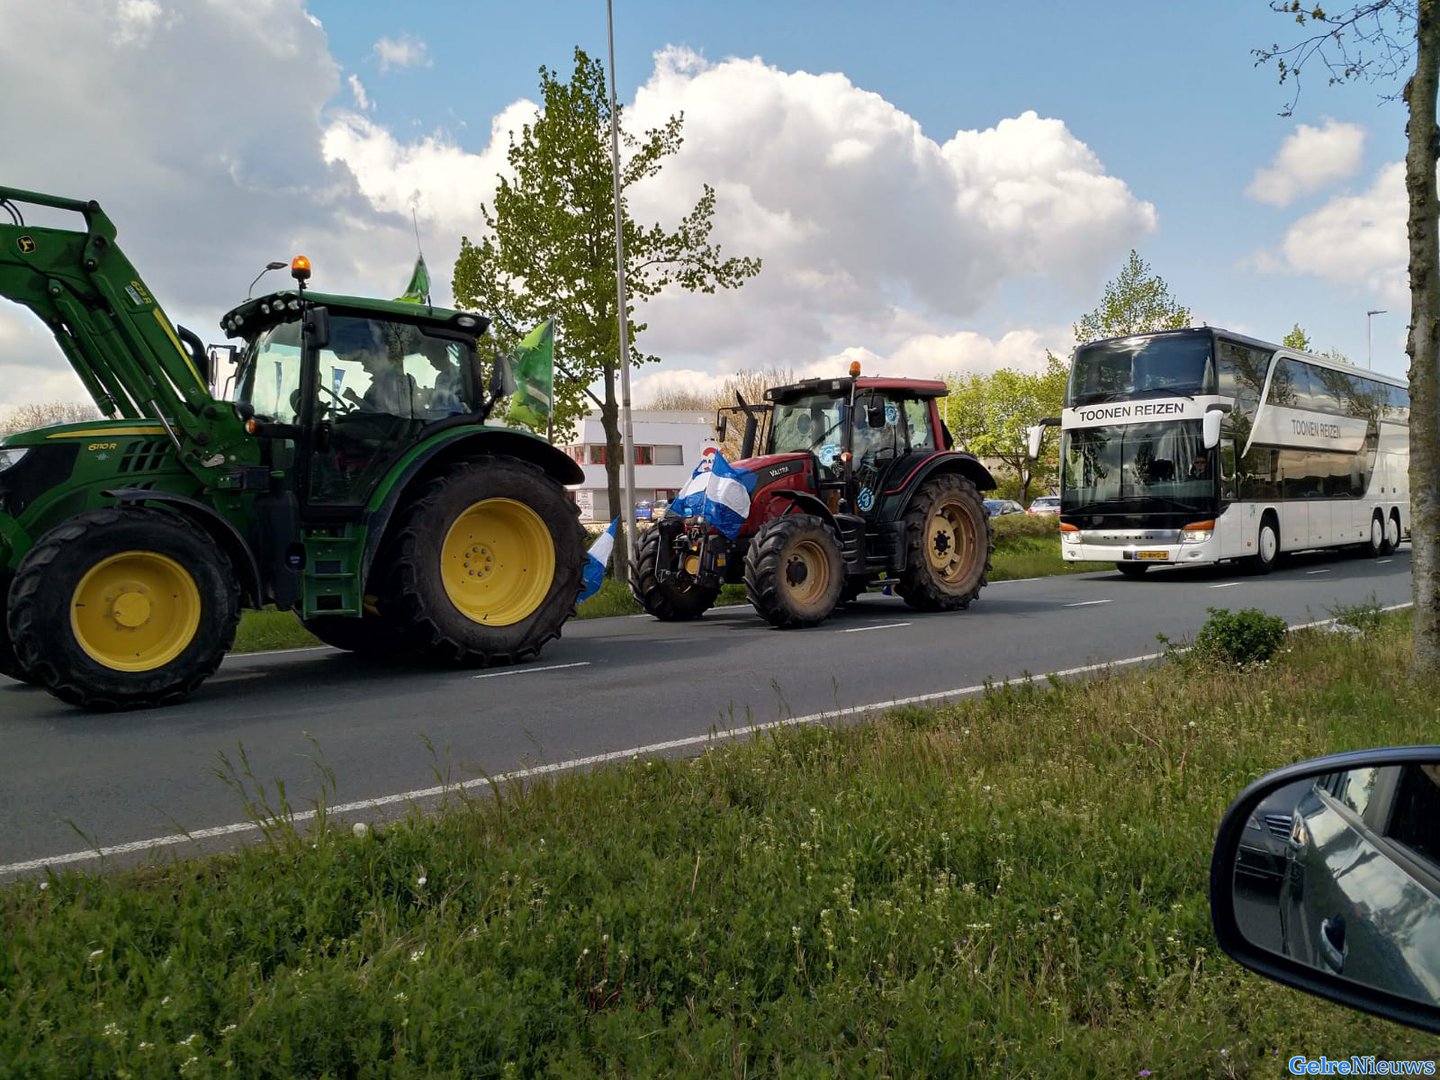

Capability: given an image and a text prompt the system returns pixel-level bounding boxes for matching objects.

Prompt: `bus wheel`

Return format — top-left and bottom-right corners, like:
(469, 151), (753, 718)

(1247, 518), (1280, 575)
(1116, 562), (1148, 579)
(1369, 513), (1389, 558)
(1385, 511), (1401, 554)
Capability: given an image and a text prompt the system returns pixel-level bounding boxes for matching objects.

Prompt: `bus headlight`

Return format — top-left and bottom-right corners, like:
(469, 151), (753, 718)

(1181, 520), (1215, 544)
(1060, 523), (1081, 545)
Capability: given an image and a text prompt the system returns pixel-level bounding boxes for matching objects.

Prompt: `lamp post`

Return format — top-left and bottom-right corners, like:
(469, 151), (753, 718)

(1366, 309), (1388, 370)
(606, 0), (637, 568)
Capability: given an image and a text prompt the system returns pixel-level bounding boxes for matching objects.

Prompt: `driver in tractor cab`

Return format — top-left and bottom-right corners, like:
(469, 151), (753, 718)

(335, 320), (415, 416)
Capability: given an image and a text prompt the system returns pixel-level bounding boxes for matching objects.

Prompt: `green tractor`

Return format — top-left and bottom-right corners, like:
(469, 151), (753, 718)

(0, 186), (585, 710)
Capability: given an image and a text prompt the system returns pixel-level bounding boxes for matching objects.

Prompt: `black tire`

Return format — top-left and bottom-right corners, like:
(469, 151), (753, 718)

(1116, 561), (1149, 578)
(1385, 510), (1401, 555)
(744, 514), (845, 628)
(629, 524), (719, 621)
(1368, 512), (1389, 557)
(895, 474), (992, 611)
(1246, 516), (1281, 575)
(0, 570), (41, 685)
(302, 610), (406, 657)
(8, 508), (239, 710)
(382, 457), (585, 665)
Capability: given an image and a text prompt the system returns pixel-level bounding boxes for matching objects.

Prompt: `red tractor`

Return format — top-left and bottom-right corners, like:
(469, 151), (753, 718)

(629, 364), (996, 627)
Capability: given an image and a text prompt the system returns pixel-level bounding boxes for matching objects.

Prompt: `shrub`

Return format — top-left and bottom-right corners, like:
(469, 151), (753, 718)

(1192, 606), (1287, 668)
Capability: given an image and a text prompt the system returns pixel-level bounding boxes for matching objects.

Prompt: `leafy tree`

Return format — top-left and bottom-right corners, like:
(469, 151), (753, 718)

(1282, 323), (1312, 351)
(452, 47), (760, 577)
(1072, 250), (1192, 344)
(943, 355), (1068, 504)
(1256, 1), (1439, 672)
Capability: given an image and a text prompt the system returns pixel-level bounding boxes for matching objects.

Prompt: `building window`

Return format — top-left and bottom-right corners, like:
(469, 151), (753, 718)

(653, 444), (684, 466)
(634, 445), (654, 465)
(587, 445), (606, 465)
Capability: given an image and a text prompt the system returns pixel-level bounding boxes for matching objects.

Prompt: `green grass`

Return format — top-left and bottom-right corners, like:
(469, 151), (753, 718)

(5, 614), (1436, 1075)
(232, 516), (1095, 651)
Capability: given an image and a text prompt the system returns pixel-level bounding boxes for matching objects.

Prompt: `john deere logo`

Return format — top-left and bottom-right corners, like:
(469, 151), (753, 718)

(17, 236), (36, 254)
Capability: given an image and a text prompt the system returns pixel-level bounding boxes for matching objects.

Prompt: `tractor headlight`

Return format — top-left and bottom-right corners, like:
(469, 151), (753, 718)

(0, 447), (29, 474)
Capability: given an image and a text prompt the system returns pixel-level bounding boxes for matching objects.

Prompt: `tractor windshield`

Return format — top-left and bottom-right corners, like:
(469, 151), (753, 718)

(768, 392), (847, 465)
(233, 321), (304, 423)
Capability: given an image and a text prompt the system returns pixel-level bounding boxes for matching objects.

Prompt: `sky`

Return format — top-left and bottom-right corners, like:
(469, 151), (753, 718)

(0, 0), (1419, 418)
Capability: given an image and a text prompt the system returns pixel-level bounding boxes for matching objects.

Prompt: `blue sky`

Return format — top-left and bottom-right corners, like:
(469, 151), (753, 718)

(0, 1), (1417, 412)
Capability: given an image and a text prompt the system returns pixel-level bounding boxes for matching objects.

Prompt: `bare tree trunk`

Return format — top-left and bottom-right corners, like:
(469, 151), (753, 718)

(1408, 0), (1440, 674)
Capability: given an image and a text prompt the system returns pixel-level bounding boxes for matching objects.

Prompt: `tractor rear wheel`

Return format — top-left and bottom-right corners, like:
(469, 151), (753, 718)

(8, 508), (239, 710)
(896, 474), (991, 611)
(744, 514), (845, 628)
(629, 524), (719, 620)
(0, 570), (40, 685)
(383, 457), (585, 665)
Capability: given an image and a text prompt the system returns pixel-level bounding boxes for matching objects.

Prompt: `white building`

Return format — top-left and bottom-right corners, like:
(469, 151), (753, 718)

(560, 409), (717, 522)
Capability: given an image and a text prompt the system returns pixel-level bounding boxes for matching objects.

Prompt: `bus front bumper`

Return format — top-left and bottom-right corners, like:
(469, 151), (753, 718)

(1064, 529), (1217, 565)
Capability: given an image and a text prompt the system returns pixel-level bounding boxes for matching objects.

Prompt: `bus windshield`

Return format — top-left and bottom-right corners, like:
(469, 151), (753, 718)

(1069, 334), (1215, 407)
(1063, 420), (1215, 511)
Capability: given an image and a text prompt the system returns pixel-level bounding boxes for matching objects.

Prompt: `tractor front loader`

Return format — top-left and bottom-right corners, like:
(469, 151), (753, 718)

(0, 186), (585, 710)
(629, 362), (995, 629)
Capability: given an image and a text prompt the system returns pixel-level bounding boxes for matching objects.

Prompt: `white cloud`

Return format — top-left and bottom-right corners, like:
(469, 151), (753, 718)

(348, 74), (372, 112)
(620, 49), (1154, 381)
(373, 34), (429, 74)
(1258, 162), (1407, 304)
(1247, 119), (1365, 207)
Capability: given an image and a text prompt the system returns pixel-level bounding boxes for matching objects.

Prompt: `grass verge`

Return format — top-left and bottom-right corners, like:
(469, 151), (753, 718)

(232, 517), (1096, 652)
(5, 613), (1434, 1075)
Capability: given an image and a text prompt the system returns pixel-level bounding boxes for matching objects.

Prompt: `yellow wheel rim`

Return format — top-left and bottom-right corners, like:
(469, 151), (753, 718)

(927, 501), (978, 584)
(784, 537), (832, 604)
(70, 551), (202, 672)
(441, 498), (556, 627)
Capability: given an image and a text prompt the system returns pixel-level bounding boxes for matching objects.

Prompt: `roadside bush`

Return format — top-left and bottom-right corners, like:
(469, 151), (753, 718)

(1192, 606), (1287, 668)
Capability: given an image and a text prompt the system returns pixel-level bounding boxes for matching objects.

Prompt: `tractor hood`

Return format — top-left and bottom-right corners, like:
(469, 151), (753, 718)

(733, 451), (813, 487)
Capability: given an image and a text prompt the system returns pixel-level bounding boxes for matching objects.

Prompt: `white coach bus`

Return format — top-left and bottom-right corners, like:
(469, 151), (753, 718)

(1033, 327), (1409, 577)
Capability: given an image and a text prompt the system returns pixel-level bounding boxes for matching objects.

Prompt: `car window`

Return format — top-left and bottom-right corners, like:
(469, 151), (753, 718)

(1385, 764), (1440, 868)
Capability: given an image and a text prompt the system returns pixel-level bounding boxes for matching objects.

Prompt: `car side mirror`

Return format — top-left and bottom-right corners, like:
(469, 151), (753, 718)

(1210, 746), (1440, 1034)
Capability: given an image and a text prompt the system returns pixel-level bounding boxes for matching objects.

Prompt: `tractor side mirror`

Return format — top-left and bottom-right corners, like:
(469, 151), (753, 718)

(1210, 746), (1440, 1035)
(304, 305), (331, 350)
(1203, 403), (1232, 450)
(741, 415), (758, 460)
(866, 401), (887, 429)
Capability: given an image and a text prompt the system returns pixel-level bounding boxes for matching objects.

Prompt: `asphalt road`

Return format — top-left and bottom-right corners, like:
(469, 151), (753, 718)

(0, 545), (1413, 879)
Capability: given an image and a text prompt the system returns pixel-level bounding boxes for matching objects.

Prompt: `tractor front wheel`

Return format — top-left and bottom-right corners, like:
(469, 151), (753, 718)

(382, 457), (585, 665)
(744, 514), (844, 628)
(8, 508), (239, 710)
(0, 571), (40, 685)
(896, 474), (991, 611)
(629, 524), (719, 621)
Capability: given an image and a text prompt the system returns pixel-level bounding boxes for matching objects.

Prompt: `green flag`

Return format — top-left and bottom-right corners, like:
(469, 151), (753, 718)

(505, 319), (554, 430)
(396, 255), (430, 304)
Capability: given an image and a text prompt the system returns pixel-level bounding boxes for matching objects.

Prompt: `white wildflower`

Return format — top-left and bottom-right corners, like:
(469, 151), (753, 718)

(352, 822), (368, 839)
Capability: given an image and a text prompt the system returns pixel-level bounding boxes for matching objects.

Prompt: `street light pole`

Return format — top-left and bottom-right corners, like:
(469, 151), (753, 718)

(1367, 309), (1387, 370)
(606, 0), (637, 568)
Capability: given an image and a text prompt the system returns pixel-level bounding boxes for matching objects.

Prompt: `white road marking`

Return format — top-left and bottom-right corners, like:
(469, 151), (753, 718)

(840, 622), (911, 633)
(2, 602), (1415, 879)
(1063, 600), (1111, 608)
(472, 662), (591, 680)
(1209, 582), (1242, 589)
(1306, 569), (1332, 576)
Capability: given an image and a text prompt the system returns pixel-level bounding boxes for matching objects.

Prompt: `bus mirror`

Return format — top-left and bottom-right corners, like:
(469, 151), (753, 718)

(1026, 425), (1044, 460)
(1203, 404), (1231, 450)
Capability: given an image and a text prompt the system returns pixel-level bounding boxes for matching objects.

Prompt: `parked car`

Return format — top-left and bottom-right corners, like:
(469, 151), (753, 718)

(634, 500), (654, 522)
(1211, 746), (1440, 1034)
(1027, 494), (1061, 515)
(983, 498), (1025, 518)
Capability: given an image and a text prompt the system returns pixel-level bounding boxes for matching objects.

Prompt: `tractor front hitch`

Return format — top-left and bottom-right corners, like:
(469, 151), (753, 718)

(657, 518), (731, 590)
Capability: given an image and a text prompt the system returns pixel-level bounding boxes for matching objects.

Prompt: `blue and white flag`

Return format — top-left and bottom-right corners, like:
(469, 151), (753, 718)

(578, 517), (619, 603)
(669, 449), (756, 540)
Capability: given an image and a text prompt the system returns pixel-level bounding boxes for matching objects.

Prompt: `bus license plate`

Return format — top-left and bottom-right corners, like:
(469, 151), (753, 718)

(1135, 550), (1169, 562)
